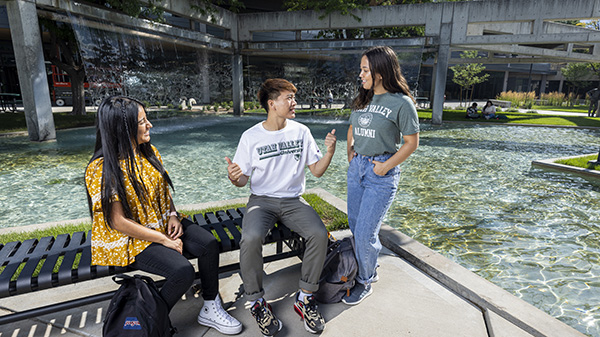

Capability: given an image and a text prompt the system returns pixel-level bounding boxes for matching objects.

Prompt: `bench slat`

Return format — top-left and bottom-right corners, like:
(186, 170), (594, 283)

(226, 208), (242, 220)
(76, 231), (94, 281)
(57, 231), (86, 286)
(15, 237), (53, 293)
(0, 241), (20, 261)
(205, 212), (219, 224)
(194, 213), (208, 226)
(209, 222), (233, 252)
(37, 234), (70, 290)
(4, 239), (37, 296)
(0, 207), (304, 300)
(222, 219), (242, 250)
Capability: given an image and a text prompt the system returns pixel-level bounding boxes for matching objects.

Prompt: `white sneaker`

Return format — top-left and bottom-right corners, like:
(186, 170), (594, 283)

(198, 294), (242, 335)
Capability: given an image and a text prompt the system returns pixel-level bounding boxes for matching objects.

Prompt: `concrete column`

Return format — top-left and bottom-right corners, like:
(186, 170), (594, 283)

(232, 53), (243, 116)
(566, 43), (574, 53)
(558, 79), (564, 93)
(592, 43), (600, 56)
(432, 23), (451, 125)
(196, 49), (211, 104)
(540, 74), (547, 94)
(195, 24), (211, 105)
(7, 0), (55, 141)
(503, 70), (510, 92)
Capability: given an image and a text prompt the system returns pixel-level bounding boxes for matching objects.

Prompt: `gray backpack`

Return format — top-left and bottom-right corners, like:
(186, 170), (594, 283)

(315, 236), (358, 303)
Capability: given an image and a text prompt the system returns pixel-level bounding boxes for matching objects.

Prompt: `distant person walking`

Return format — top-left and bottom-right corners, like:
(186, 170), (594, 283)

(586, 87), (600, 117)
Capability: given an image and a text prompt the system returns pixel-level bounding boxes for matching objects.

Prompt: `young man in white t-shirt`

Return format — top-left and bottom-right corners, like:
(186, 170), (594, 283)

(225, 78), (336, 336)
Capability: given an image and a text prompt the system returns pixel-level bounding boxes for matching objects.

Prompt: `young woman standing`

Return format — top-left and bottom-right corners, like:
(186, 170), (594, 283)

(344, 46), (420, 305)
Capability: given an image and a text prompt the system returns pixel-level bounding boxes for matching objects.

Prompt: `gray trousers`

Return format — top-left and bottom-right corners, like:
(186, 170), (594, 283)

(240, 194), (328, 301)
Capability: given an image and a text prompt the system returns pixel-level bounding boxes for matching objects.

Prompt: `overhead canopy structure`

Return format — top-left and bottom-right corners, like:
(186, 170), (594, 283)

(3, 0), (600, 139)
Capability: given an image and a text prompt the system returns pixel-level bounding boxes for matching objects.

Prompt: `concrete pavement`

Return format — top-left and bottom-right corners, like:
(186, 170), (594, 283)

(0, 189), (587, 337)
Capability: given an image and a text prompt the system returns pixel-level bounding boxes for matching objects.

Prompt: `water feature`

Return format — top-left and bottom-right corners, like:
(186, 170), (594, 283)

(0, 115), (599, 335)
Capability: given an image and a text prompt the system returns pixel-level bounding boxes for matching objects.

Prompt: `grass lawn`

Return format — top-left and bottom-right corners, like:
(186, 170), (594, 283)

(0, 193), (348, 244)
(0, 112), (98, 133)
(555, 154), (600, 171)
(531, 105), (588, 113)
(3, 106), (599, 134)
(0, 109), (204, 133)
(417, 109), (600, 128)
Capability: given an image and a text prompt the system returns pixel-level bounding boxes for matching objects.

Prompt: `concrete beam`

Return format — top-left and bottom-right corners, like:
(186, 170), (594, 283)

(464, 32), (600, 45)
(36, 3), (233, 52)
(149, 0), (236, 28)
(454, 44), (600, 63)
(33, 0), (236, 29)
(237, 3), (440, 41)
(243, 37), (430, 54)
(462, 0), (600, 23)
(7, 0), (55, 142)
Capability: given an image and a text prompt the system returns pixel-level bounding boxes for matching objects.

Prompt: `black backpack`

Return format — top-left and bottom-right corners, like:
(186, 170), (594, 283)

(103, 274), (176, 337)
(315, 236), (358, 303)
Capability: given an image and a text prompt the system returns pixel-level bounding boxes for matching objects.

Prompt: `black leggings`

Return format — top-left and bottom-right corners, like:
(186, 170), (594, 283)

(131, 220), (219, 311)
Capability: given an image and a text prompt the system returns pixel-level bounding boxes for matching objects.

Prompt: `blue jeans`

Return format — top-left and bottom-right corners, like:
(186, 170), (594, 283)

(347, 153), (400, 285)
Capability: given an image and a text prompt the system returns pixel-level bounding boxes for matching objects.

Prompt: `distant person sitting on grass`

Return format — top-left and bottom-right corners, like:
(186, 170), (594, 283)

(482, 100), (496, 119)
(466, 102), (480, 119)
(586, 87), (600, 117)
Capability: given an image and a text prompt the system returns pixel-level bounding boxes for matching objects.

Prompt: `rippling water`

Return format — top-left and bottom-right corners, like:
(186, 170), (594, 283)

(1, 115), (599, 335)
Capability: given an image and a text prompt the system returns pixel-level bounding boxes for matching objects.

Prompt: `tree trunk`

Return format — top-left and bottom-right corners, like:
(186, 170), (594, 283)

(469, 85), (475, 103)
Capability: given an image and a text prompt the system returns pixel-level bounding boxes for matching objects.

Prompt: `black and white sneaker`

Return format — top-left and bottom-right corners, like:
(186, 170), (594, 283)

(250, 298), (283, 336)
(293, 292), (325, 334)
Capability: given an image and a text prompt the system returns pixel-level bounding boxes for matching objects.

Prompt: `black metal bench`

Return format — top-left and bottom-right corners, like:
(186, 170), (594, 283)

(0, 207), (305, 325)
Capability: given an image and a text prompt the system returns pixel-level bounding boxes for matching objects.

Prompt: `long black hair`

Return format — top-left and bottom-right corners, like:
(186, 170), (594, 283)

(86, 96), (173, 229)
(352, 45), (416, 110)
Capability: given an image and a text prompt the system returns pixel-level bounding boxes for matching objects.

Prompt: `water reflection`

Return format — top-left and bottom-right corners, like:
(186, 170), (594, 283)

(0, 116), (599, 335)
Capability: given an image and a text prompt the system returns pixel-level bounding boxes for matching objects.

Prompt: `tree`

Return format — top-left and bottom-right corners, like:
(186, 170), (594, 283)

(561, 63), (594, 95)
(449, 50), (490, 106)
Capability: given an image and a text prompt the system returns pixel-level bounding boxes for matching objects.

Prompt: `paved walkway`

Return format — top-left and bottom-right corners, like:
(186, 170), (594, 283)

(0, 190), (586, 337)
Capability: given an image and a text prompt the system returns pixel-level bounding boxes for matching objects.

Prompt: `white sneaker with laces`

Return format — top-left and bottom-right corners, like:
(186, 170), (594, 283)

(198, 294), (242, 335)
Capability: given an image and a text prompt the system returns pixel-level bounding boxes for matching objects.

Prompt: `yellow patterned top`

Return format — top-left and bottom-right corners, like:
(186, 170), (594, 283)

(85, 145), (171, 266)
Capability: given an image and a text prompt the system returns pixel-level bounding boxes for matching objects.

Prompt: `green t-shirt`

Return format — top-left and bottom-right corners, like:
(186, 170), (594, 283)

(350, 92), (419, 156)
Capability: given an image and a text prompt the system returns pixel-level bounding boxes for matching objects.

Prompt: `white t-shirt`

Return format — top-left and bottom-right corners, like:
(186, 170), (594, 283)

(232, 120), (323, 198)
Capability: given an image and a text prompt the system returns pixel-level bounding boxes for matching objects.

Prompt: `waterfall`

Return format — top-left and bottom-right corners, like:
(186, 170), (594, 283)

(65, 12), (232, 108)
